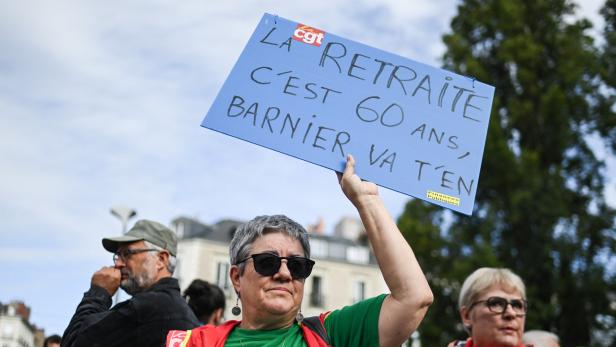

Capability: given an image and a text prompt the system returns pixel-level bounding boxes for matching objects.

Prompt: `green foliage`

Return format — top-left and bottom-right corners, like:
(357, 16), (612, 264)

(398, 0), (616, 346)
(599, 0), (616, 151)
(602, 0), (616, 87)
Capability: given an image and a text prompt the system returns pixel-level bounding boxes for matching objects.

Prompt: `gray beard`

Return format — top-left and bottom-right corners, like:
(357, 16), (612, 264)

(120, 255), (157, 295)
(121, 276), (147, 296)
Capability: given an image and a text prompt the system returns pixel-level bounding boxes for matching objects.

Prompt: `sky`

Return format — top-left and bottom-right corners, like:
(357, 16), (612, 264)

(0, 0), (611, 337)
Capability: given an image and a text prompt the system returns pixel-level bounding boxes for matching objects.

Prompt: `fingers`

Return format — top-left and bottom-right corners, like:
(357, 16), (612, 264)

(98, 266), (118, 273)
(94, 266), (121, 280)
(337, 154), (355, 183)
(345, 154), (355, 172)
(92, 266), (121, 295)
(343, 154), (355, 178)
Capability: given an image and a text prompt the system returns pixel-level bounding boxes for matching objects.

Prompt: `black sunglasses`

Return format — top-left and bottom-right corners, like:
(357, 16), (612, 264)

(236, 252), (315, 279)
(469, 296), (528, 315)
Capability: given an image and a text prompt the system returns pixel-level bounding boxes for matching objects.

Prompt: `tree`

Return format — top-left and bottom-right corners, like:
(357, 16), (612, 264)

(398, 1), (616, 345)
(601, 0), (616, 88)
(599, 0), (616, 151)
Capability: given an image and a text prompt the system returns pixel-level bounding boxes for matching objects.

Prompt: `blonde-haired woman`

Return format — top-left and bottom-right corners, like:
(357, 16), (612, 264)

(450, 267), (529, 347)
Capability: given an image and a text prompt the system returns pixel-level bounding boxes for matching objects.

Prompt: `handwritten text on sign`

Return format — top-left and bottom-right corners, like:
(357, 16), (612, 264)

(202, 13), (495, 215)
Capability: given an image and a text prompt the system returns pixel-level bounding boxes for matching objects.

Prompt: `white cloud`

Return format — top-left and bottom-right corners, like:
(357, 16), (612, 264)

(574, 0), (606, 36)
(0, 0), (455, 238)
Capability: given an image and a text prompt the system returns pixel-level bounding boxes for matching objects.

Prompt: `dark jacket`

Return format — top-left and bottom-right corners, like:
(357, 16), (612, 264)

(62, 277), (199, 347)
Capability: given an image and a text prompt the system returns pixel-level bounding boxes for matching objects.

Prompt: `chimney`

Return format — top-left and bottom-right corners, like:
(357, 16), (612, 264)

(334, 217), (366, 242)
(3, 301), (31, 321)
(307, 217), (326, 234)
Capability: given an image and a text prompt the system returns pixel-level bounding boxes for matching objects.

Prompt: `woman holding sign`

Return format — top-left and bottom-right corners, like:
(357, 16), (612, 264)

(167, 155), (433, 347)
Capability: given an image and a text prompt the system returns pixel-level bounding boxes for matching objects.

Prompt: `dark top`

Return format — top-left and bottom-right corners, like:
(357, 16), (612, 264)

(62, 277), (199, 347)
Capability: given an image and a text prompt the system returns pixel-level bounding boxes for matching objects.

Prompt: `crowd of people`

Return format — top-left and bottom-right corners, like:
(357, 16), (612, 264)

(55, 156), (560, 347)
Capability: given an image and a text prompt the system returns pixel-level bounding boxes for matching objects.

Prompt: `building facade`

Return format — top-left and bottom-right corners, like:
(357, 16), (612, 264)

(172, 216), (388, 321)
(0, 302), (37, 347)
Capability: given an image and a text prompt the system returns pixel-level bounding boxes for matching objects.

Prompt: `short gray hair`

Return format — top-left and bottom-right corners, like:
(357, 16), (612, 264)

(229, 215), (311, 274)
(145, 240), (177, 274)
(458, 267), (526, 309)
(523, 330), (560, 347)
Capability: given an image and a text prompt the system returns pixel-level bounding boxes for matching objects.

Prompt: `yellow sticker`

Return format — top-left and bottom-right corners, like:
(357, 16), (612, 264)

(427, 190), (460, 206)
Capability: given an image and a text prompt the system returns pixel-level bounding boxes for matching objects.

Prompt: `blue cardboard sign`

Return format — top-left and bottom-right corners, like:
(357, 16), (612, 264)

(202, 13), (495, 215)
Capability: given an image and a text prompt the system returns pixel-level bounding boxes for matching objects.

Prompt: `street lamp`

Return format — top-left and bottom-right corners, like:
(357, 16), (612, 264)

(110, 206), (137, 234)
(110, 206), (137, 304)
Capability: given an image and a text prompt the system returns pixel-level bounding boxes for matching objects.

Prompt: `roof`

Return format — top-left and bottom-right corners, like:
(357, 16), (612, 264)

(171, 217), (377, 265)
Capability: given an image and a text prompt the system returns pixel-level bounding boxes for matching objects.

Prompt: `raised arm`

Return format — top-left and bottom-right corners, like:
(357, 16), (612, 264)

(338, 155), (433, 347)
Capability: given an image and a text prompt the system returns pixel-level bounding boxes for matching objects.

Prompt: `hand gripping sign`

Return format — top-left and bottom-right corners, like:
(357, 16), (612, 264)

(202, 13), (495, 215)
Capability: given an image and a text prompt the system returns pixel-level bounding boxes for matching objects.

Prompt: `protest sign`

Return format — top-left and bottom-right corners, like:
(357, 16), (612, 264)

(202, 13), (495, 215)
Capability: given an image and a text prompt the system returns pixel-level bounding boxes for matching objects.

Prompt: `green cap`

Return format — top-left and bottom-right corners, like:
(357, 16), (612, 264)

(102, 219), (177, 256)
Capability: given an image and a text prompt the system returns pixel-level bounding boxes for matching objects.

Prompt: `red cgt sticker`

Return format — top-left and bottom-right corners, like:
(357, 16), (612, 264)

(293, 24), (325, 47)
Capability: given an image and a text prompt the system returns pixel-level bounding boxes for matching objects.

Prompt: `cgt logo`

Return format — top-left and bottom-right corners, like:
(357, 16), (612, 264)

(293, 24), (325, 46)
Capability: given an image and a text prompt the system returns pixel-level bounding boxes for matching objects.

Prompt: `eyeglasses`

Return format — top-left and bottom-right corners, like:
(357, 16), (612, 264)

(236, 252), (315, 279)
(113, 248), (159, 263)
(469, 296), (528, 315)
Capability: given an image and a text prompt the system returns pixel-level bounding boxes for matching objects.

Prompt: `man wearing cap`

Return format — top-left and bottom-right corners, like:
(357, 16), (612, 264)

(62, 219), (200, 347)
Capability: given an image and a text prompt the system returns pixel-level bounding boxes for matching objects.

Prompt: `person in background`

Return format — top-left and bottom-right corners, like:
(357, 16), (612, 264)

(167, 155), (433, 347)
(43, 334), (61, 347)
(184, 279), (226, 325)
(449, 267), (529, 347)
(62, 219), (199, 347)
(522, 330), (560, 347)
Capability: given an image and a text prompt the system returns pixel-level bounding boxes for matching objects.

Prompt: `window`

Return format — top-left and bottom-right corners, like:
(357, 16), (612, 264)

(353, 281), (365, 303)
(346, 246), (369, 264)
(174, 221), (185, 238)
(328, 242), (346, 260)
(310, 239), (328, 258)
(310, 276), (324, 307)
(216, 262), (230, 291)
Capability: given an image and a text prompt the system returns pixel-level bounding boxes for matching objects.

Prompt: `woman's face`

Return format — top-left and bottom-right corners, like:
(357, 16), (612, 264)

(461, 285), (526, 347)
(231, 232), (306, 328)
